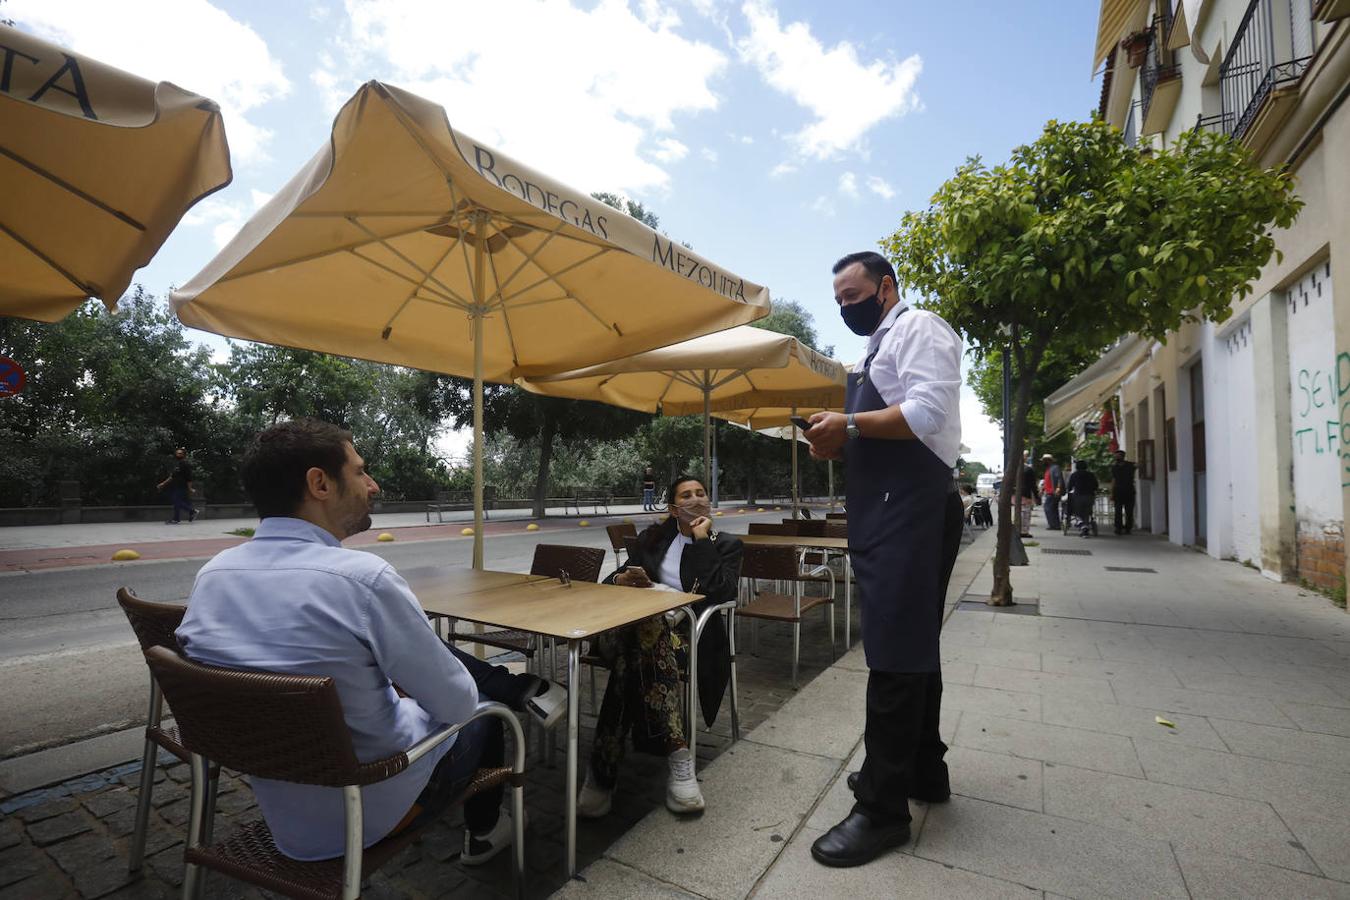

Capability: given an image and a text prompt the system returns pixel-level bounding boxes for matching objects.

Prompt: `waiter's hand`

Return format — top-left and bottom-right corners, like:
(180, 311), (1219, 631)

(806, 411), (846, 461)
(689, 516), (713, 540)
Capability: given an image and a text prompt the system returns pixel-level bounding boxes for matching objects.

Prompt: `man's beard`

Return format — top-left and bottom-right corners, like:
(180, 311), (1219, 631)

(349, 511), (373, 536)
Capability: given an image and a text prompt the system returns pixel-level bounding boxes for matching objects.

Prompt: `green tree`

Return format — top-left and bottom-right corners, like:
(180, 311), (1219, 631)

(752, 300), (835, 358)
(884, 119), (1301, 604)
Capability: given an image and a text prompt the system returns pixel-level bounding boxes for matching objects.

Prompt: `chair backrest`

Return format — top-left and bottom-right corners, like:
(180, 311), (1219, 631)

(789, 520), (827, 537)
(748, 522), (795, 536)
(605, 522), (637, 553)
(825, 512), (847, 521)
(739, 543), (800, 581)
(530, 544), (607, 583)
(117, 588), (187, 653)
(823, 522), (848, 539)
(142, 646), (375, 788)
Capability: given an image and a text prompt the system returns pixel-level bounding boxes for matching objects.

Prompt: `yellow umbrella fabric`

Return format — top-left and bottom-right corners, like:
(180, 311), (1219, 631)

(520, 325), (844, 488)
(170, 80), (770, 565)
(1, 24), (231, 322)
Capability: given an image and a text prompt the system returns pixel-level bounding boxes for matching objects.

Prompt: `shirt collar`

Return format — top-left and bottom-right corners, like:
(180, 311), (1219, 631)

(254, 517), (343, 548)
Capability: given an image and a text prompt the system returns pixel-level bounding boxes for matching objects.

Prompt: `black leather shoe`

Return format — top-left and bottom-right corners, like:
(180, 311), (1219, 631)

(810, 811), (910, 867)
(847, 771), (951, 803)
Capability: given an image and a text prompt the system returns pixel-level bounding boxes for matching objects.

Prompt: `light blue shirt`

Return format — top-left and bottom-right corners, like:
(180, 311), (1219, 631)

(176, 518), (479, 861)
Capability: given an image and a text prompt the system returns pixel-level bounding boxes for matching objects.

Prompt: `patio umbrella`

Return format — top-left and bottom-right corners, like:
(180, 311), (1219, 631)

(170, 81), (770, 566)
(1, 24), (231, 322)
(724, 406), (841, 515)
(519, 325), (844, 504)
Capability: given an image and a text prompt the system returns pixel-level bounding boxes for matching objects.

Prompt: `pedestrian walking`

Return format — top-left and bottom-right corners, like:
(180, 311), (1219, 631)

(1110, 449), (1137, 534)
(157, 447), (196, 524)
(802, 250), (963, 868)
(641, 465), (657, 511)
(1019, 453), (1039, 537)
(1040, 453), (1064, 530)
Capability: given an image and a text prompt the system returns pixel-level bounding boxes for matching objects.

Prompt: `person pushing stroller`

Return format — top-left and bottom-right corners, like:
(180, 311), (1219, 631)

(1065, 459), (1099, 537)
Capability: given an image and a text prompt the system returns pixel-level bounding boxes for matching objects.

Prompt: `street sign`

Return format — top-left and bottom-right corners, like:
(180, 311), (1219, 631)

(0, 356), (26, 397)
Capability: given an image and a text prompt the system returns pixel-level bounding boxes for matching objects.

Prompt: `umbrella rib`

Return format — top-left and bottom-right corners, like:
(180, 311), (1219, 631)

(215, 219), (448, 285)
(0, 220), (99, 297)
(711, 368), (753, 391)
(485, 245), (521, 368)
(346, 246), (470, 310)
(497, 247), (609, 305)
(0, 145), (146, 231)
(379, 239), (466, 337)
(346, 216), (472, 307)
(482, 221), (567, 309)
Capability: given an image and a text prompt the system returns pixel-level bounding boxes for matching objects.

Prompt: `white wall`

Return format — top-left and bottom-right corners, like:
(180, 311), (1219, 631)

(1223, 318), (1262, 563)
(1286, 260), (1342, 532)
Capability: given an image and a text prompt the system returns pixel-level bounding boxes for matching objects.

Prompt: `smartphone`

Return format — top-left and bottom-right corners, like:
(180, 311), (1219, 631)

(789, 415), (812, 431)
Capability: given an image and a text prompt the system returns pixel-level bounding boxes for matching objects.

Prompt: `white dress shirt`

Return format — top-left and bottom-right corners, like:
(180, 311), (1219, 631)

(177, 518), (479, 861)
(854, 301), (963, 468)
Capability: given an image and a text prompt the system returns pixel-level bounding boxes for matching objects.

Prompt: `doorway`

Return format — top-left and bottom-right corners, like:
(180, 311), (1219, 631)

(1190, 361), (1207, 547)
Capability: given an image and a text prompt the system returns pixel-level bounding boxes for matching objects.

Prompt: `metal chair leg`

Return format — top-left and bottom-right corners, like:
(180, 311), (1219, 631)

(727, 608), (740, 742)
(128, 677), (161, 873)
(828, 602), (837, 660)
(792, 620), (800, 690)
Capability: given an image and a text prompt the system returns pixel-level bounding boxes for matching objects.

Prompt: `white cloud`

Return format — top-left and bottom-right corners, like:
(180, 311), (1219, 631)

(10, 0), (290, 164)
(731, 133), (755, 144)
(737, 0), (921, 160)
(700, 147), (719, 162)
(865, 175), (896, 200)
(769, 161), (798, 177)
(181, 189), (274, 248)
(838, 171), (858, 198)
(652, 137), (690, 163)
(809, 194), (835, 218)
(315, 0), (727, 194)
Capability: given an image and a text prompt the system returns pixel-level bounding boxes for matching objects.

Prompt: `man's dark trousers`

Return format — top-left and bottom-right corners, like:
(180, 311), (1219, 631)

(1114, 493), (1135, 533)
(855, 490), (963, 822)
(1043, 494), (1061, 530)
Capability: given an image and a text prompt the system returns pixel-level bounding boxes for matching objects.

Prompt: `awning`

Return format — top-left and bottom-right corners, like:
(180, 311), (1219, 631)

(1043, 336), (1151, 437)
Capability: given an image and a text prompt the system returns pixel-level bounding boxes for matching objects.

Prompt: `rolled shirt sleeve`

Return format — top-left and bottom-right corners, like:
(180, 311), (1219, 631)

(869, 307), (963, 465)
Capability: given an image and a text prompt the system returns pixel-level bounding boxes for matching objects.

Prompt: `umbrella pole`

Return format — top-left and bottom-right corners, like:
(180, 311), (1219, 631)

(471, 211), (487, 571)
(791, 406), (800, 518)
(703, 375), (712, 492)
(829, 460), (836, 509)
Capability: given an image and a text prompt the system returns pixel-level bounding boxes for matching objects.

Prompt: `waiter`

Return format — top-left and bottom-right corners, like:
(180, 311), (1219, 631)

(803, 251), (964, 868)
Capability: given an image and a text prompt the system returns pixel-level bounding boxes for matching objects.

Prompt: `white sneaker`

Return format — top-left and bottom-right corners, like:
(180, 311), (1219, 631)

(577, 770), (613, 819)
(460, 811), (515, 866)
(665, 748), (704, 814)
(524, 679), (566, 730)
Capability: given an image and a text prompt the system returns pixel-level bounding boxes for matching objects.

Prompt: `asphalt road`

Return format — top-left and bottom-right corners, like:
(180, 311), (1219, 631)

(0, 514), (794, 758)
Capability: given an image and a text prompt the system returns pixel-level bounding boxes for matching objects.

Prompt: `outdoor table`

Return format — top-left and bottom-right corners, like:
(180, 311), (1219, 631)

(401, 565), (702, 878)
(726, 533), (854, 649)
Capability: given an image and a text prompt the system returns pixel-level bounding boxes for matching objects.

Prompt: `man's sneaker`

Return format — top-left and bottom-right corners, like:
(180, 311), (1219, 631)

(577, 770), (613, 819)
(188, 508), (199, 523)
(165, 520), (180, 525)
(461, 812), (515, 866)
(666, 748), (704, 814)
(522, 677), (566, 730)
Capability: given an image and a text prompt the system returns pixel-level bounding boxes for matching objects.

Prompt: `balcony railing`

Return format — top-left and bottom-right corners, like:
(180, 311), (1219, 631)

(1220, 0), (1314, 140)
(1140, 15), (1181, 127)
(1193, 112), (1234, 134)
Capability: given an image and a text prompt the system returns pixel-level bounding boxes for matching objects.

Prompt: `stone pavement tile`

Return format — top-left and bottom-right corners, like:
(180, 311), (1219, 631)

(1278, 701), (1350, 737)
(1173, 848), (1350, 899)
(985, 634), (1103, 659)
(955, 713), (1143, 777)
(804, 746), (932, 834)
(1041, 764), (1317, 873)
(973, 665), (1116, 702)
(0, 844), (49, 889)
(832, 645), (870, 672)
(939, 683), (1041, 723)
(1175, 671), (1348, 708)
(47, 831), (119, 875)
(1039, 654), (1182, 683)
(604, 741), (837, 900)
(1109, 681), (1296, 728)
(1039, 694), (1228, 751)
(0, 818), (21, 851)
(12, 797), (77, 823)
(937, 660), (977, 686)
(24, 810), (93, 846)
(754, 825), (1041, 900)
(914, 795), (1187, 899)
(0, 871), (72, 900)
(744, 668), (868, 761)
(555, 858), (702, 898)
(1272, 802), (1350, 883)
(1208, 719), (1350, 773)
(1226, 658), (1350, 688)
(942, 646), (1042, 672)
(944, 747), (1042, 812)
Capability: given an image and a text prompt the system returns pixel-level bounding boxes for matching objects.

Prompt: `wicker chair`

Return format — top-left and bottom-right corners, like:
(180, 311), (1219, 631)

(143, 646), (526, 900)
(735, 543), (834, 688)
(605, 522), (637, 572)
(115, 588), (218, 874)
(752, 523), (838, 626)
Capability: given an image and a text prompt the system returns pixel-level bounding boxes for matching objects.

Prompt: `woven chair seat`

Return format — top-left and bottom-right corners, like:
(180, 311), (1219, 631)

(738, 592), (831, 623)
(185, 767), (518, 900)
(446, 628), (537, 655)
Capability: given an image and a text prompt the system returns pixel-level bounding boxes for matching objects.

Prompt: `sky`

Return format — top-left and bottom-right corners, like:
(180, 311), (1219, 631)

(10, 0), (1102, 471)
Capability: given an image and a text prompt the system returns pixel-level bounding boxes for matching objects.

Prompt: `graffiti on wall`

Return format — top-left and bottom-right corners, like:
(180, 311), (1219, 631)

(1293, 362), (1341, 459)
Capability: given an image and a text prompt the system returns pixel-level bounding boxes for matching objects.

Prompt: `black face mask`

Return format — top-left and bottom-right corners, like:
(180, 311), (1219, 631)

(840, 292), (885, 336)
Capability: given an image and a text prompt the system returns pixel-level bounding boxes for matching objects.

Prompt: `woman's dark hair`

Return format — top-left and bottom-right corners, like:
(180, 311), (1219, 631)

(242, 419), (353, 519)
(667, 473), (705, 503)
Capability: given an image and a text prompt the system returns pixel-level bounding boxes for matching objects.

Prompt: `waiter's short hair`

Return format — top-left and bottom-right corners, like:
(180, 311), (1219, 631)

(832, 251), (896, 288)
(242, 418), (353, 519)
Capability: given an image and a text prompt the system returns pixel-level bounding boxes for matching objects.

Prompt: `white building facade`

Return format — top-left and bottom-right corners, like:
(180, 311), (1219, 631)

(1084, 0), (1350, 593)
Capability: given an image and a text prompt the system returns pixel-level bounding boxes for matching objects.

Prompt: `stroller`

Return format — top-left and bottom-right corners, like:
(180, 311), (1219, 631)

(969, 496), (992, 528)
(1060, 491), (1098, 537)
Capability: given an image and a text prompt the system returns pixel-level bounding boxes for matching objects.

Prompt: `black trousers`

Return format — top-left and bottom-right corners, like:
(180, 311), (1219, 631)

(854, 491), (964, 824)
(1114, 494), (1135, 532)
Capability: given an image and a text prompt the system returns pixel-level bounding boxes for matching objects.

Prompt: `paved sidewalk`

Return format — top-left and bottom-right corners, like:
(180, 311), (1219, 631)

(558, 524), (1350, 899)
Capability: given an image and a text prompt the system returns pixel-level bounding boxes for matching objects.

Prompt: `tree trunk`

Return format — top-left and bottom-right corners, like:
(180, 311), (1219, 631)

(990, 345), (1044, 606)
(746, 440), (757, 504)
(532, 410), (556, 519)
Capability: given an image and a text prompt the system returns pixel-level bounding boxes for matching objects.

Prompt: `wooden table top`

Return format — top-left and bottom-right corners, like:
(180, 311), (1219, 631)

(726, 533), (850, 550)
(402, 565), (700, 640)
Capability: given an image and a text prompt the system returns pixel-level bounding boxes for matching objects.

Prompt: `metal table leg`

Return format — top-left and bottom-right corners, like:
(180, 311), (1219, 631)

(565, 639), (581, 878)
(680, 605), (698, 760)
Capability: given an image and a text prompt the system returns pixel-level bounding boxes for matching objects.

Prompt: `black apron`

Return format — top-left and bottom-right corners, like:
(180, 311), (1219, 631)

(844, 338), (951, 673)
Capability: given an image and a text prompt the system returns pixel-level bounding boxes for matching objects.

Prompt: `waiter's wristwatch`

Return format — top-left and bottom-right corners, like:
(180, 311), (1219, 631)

(845, 413), (860, 440)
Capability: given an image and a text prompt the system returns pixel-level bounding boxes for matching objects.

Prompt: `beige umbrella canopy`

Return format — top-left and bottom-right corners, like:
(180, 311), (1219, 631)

(0, 24), (231, 322)
(520, 325), (845, 492)
(170, 80), (770, 565)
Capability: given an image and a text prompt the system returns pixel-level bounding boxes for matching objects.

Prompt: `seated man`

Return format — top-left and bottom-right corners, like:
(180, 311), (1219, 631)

(176, 419), (562, 864)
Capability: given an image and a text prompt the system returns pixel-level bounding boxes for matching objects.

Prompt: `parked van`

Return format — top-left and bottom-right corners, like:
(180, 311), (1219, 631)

(976, 473), (999, 498)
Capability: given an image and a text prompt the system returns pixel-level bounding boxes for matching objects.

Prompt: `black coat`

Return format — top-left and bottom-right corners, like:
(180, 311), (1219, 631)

(604, 517), (743, 727)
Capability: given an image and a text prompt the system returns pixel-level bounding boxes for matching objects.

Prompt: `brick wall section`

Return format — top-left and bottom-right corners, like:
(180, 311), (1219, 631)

(1296, 529), (1346, 592)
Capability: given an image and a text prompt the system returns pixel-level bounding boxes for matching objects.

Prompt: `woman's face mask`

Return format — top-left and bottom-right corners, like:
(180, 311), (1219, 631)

(671, 484), (711, 525)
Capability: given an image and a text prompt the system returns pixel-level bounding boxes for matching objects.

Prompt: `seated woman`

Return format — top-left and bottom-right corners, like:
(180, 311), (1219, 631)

(578, 474), (743, 818)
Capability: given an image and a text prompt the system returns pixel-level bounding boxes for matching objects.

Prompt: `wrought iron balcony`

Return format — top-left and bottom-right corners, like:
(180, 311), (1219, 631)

(1140, 15), (1181, 131)
(1220, 0), (1315, 141)
(1193, 112), (1234, 134)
